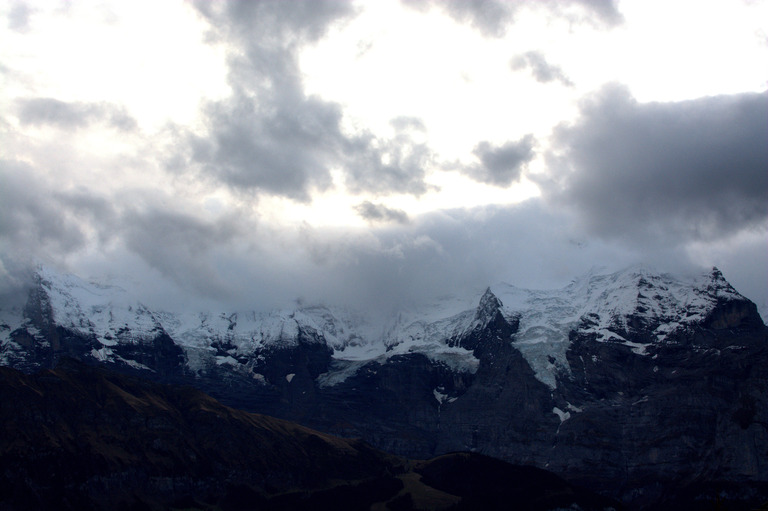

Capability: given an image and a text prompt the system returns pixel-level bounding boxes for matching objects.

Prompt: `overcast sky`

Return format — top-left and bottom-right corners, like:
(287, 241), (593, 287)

(1, 0), (766, 317)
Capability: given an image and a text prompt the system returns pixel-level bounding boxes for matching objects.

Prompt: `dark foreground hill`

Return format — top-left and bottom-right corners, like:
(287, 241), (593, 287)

(0, 358), (618, 511)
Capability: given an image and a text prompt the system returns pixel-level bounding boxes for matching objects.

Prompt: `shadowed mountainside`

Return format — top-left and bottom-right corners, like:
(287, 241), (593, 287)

(0, 358), (619, 511)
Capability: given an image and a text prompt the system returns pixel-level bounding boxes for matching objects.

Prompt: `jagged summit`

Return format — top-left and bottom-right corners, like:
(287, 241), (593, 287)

(475, 287), (503, 322)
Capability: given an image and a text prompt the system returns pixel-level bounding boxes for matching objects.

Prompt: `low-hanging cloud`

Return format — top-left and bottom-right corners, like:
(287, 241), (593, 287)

(0, 147), (747, 316)
(543, 84), (768, 243)
(0, 159), (88, 255)
(0, 154), (251, 305)
(205, 200), (649, 314)
(120, 206), (244, 299)
(510, 51), (573, 87)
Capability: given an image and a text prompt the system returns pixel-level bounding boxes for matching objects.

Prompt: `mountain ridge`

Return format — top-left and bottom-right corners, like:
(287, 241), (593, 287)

(2, 264), (761, 386)
(1, 264), (766, 509)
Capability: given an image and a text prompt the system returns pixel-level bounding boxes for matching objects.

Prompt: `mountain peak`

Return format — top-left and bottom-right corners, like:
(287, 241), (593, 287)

(476, 287), (503, 321)
(698, 266), (741, 300)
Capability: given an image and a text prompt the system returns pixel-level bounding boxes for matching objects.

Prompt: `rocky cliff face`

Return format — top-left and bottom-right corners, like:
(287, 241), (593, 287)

(1, 265), (766, 509)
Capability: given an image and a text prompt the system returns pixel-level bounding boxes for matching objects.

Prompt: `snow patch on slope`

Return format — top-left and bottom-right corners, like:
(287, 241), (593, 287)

(34, 266), (164, 354)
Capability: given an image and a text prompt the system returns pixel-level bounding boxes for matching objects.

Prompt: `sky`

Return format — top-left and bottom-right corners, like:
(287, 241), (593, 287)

(1, 0), (767, 317)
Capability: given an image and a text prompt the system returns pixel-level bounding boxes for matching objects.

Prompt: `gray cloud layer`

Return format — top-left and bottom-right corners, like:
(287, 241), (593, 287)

(181, 1), (430, 201)
(457, 135), (536, 186)
(511, 51), (573, 87)
(0, 156), (246, 302)
(16, 98), (137, 131)
(3, 1), (765, 318)
(0, 160), (88, 255)
(355, 201), (410, 224)
(544, 85), (768, 243)
(6, 2), (32, 32)
(1, 146), (761, 316)
(187, 93), (340, 201)
(402, 0), (623, 37)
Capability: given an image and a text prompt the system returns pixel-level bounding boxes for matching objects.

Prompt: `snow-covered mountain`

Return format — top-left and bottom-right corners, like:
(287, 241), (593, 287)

(1, 264), (759, 388)
(1, 264), (766, 509)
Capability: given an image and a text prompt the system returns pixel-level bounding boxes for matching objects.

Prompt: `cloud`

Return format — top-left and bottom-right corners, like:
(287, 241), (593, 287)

(0, 154), (251, 304)
(402, 0), (513, 38)
(1, 152), (624, 313)
(7, 2), (32, 32)
(181, 1), (355, 200)
(183, 92), (433, 200)
(0, 159), (89, 255)
(456, 135), (536, 186)
(186, 92), (340, 201)
(402, 0), (622, 37)
(16, 98), (137, 131)
(0, 146), (753, 315)
(193, 0), (355, 48)
(543, 84), (768, 243)
(179, 0), (431, 200)
(510, 51), (573, 87)
(341, 130), (433, 196)
(120, 206), (244, 298)
(569, 0), (623, 26)
(355, 201), (410, 224)
(271, 200), (661, 313)
(390, 116), (427, 132)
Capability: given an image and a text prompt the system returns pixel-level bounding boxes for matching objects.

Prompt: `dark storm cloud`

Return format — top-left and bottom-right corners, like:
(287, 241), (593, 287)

(16, 98), (137, 131)
(355, 201), (410, 224)
(402, 0), (622, 37)
(181, 0), (430, 200)
(457, 135), (536, 186)
(510, 51), (573, 87)
(544, 84), (768, 243)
